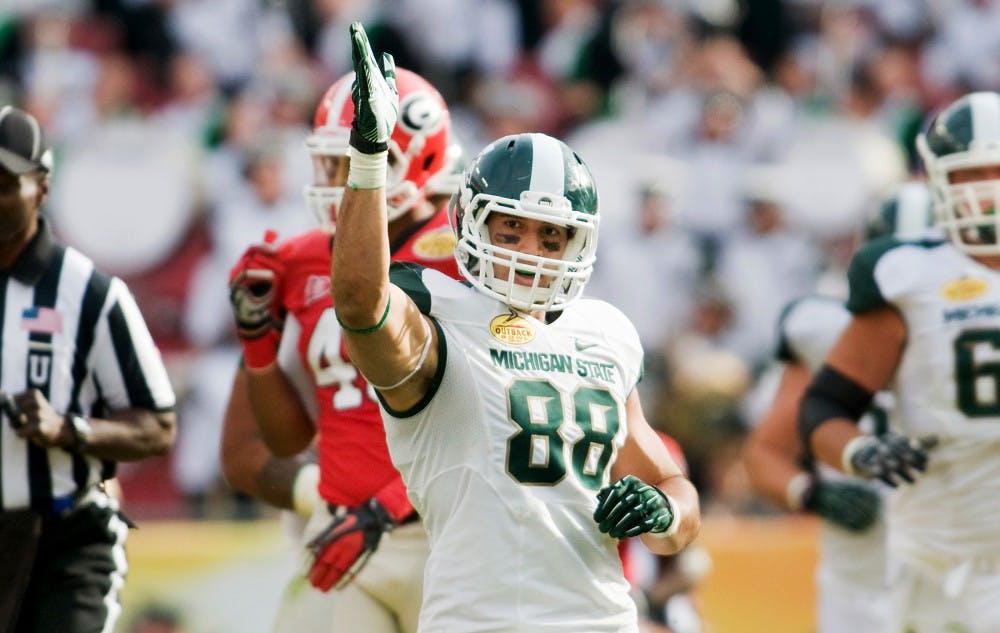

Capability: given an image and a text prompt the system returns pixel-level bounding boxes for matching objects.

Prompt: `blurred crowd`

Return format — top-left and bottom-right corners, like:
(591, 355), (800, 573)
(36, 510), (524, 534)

(1, 0), (998, 521)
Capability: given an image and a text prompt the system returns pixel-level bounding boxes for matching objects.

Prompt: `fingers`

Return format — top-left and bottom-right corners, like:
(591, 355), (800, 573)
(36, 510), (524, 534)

(594, 476), (643, 537)
(350, 22), (378, 92)
(381, 53), (397, 95)
(2, 392), (25, 429)
(349, 22), (369, 74)
(593, 477), (632, 522)
(308, 531), (367, 591)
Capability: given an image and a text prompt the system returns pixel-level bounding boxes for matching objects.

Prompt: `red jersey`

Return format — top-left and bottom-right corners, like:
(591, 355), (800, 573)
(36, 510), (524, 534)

(276, 210), (459, 508)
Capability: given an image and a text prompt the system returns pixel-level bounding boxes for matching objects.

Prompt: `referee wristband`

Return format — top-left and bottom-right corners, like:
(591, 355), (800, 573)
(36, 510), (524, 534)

(335, 296), (390, 335)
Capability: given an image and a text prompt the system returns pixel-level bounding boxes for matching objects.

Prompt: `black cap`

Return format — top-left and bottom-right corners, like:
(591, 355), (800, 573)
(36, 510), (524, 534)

(0, 106), (52, 175)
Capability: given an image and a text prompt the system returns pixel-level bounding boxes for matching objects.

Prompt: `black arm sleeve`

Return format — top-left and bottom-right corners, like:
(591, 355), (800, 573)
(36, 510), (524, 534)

(798, 365), (875, 448)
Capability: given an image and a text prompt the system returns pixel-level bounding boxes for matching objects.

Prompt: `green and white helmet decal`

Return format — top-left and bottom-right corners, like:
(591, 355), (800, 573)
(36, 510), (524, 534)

(916, 91), (1000, 254)
(449, 133), (600, 312)
(864, 181), (935, 242)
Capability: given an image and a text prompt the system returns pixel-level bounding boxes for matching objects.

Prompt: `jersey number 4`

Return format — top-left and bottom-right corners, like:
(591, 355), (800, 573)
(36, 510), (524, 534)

(505, 378), (620, 489)
(308, 308), (375, 410)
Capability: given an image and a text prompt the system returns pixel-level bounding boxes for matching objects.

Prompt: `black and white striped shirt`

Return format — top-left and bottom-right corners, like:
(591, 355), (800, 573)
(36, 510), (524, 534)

(0, 218), (176, 512)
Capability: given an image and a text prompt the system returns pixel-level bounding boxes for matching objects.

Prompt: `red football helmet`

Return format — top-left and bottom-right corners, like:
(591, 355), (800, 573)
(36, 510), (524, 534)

(304, 68), (450, 230)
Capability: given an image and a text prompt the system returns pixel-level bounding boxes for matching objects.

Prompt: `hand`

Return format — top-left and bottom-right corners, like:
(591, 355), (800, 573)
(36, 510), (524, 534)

(7, 389), (73, 449)
(594, 475), (675, 539)
(305, 498), (396, 591)
(229, 232), (284, 369)
(803, 480), (881, 532)
(349, 22), (398, 155)
(843, 432), (938, 487)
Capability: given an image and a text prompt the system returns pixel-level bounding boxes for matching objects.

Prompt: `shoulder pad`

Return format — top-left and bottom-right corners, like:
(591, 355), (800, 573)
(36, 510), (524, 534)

(846, 236), (943, 313)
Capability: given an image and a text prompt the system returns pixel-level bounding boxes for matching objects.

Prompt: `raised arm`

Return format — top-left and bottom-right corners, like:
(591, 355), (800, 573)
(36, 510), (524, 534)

(330, 23), (439, 412)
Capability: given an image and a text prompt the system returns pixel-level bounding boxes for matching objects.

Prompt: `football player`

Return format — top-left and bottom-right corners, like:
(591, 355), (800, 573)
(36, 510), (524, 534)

(329, 23), (700, 632)
(801, 91), (1000, 633)
(221, 66), (459, 633)
(744, 182), (934, 633)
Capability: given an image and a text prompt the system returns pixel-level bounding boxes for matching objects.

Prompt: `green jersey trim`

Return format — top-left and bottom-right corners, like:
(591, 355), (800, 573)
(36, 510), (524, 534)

(775, 297), (806, 362)
(846, 237), (897, 313)
(847, 237), (943, 313)
(389, 261), (432, 315)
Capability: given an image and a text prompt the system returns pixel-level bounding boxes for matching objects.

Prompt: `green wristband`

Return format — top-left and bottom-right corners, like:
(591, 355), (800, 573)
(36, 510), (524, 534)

(335, 296), (391, 334)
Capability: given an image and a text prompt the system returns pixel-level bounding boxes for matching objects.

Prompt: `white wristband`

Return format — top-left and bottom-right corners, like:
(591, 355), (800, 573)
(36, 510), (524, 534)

(785, 472), (813, 511)
(348, 146), (388, 190)
(292, 463), (321, 517)
(841, 435), (872, 477)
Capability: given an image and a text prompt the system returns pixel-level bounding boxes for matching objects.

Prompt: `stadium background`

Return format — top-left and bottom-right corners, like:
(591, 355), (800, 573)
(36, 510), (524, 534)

(2, 0), (998, 631)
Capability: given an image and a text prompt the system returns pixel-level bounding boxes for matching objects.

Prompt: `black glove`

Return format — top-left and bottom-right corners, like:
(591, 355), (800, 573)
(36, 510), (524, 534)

(803, 480), (881, 532)
(843, 432), (938, 487)
(594, 475), (676, 539)
(305, 498), (395, 591)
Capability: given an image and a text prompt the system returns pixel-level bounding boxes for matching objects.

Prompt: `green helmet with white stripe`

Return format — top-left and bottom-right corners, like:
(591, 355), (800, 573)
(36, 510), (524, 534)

(916, 91), (1000, 255)
(450, 133), (599, 312)
(863, 181), (934, 242)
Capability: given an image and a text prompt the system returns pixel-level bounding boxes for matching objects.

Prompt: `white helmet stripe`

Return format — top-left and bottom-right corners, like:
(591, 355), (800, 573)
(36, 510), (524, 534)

(896, 184), (932, 238)
(971, 92), (1000, 144)
(528, 134), (566, 195)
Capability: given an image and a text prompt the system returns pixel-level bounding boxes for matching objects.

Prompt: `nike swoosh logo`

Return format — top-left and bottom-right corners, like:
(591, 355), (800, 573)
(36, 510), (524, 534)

(575, 340), (598, 352)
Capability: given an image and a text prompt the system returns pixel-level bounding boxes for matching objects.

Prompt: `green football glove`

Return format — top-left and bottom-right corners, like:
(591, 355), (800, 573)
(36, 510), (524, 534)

(803, 480), (881, 532)
(843, 432), (937, 487)
(349, 22), (398, 155)
(594, 475), (675, 539)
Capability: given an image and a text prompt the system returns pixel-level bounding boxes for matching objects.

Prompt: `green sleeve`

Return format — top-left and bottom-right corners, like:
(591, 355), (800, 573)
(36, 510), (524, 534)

(774, 298), (804, 362)
(846, 237), (898, 314)
(389, 262), (432, 315)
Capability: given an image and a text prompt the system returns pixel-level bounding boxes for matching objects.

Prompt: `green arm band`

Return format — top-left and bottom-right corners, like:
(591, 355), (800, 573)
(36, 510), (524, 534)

(335, 296), (391, 335)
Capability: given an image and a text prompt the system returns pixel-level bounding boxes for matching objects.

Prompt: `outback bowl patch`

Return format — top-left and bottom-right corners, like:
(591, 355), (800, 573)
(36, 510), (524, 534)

(942, 277), (989, 302)
(413, 229), (457, 259)
(489, 312), (535, 345)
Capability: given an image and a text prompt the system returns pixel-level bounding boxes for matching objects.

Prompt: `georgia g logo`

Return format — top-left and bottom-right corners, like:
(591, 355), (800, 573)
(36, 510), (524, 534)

(398, 92), (445, 135)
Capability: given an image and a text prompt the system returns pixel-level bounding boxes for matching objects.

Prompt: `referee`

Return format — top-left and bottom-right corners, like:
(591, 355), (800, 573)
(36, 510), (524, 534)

(0, 106), (177, 633)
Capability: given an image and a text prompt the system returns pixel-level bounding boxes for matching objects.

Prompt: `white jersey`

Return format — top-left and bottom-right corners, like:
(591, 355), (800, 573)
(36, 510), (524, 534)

(847, 236), (1000, 567)
(778, 296), (889, 590)
(380, 263), (641, 633)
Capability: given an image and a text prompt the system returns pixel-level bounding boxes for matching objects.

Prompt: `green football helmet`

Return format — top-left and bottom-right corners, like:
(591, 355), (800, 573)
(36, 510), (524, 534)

(864, 181), (935, 242)
(916, 91), (1000, 254)
(450, 133), (599, 312)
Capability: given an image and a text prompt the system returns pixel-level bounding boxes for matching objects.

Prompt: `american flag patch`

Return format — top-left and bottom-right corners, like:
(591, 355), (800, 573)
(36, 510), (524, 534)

(21, 307), (63, 334)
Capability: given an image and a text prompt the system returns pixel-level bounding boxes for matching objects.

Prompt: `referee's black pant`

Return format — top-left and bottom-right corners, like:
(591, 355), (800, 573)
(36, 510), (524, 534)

(1, 493), (129, 633)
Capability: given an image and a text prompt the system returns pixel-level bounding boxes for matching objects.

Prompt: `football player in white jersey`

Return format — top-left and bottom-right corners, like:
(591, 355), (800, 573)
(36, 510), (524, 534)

(745, 182), (934, 633)
(801, 91), (1000, 633)
(328, 23), (701, 633)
